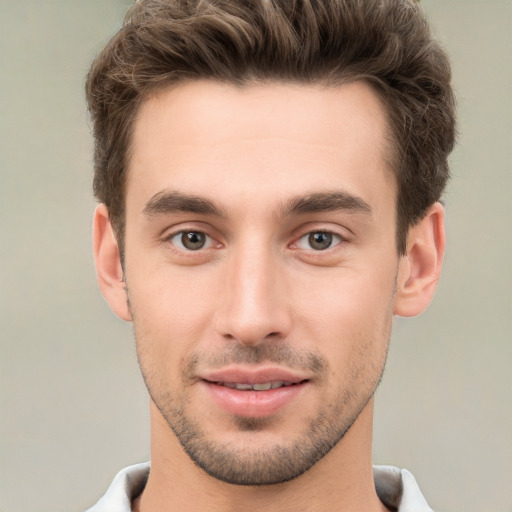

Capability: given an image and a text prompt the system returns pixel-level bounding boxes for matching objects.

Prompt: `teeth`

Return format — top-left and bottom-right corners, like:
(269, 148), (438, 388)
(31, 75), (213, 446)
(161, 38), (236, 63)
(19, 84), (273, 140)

(272, 381), (290, 389)
(219, 381), (291, 391)
(252, 382), (272, 391)
(235, 383), (253, 390)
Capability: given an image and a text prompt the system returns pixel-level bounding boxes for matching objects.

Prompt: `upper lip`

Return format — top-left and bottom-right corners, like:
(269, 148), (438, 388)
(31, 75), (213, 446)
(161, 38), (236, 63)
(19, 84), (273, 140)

(200, 366), (310, 385)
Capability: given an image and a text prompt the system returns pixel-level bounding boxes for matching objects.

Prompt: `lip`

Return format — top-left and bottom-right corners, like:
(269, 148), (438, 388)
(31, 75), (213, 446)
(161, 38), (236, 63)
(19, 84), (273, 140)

(201, 366), (310, 385)
(199, 366), (310, 418)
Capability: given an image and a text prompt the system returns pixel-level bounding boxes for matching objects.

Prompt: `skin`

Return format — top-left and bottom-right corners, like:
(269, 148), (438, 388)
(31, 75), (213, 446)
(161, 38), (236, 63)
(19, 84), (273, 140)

(94, 80), (445, 512)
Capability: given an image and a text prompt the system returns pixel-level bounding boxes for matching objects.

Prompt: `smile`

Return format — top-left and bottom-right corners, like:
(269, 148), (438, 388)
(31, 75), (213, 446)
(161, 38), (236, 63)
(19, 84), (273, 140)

(209, 380), (304, 391)
(201, 375), (310, 417)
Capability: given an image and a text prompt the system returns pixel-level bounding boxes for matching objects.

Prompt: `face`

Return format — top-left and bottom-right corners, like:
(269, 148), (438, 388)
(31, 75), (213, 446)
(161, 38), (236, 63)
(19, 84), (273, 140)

(123, 81), (400, 485)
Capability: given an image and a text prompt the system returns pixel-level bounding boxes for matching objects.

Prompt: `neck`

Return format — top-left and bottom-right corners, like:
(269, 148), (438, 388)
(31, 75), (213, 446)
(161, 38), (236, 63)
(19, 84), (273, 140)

(134, 399), (388, 512)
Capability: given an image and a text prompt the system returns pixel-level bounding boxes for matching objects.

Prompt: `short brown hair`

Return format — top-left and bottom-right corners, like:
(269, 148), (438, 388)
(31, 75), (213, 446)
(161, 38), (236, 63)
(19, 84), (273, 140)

(86, 0), (456, 256)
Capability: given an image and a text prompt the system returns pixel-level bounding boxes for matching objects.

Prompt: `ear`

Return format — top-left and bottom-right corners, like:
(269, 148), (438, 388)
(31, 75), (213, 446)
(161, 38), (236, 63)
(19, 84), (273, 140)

(393, 202), (446, 317)
(92, 204), (132, 321)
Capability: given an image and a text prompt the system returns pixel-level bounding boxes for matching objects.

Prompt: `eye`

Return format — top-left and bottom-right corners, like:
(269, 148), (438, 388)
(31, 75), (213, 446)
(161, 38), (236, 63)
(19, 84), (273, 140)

(295, 231), (342, 251)
(169, 231), (214, 251)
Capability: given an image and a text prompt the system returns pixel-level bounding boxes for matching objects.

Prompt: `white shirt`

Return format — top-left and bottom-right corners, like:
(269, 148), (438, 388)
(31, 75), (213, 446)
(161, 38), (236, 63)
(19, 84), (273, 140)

(86, 462), (433, 512)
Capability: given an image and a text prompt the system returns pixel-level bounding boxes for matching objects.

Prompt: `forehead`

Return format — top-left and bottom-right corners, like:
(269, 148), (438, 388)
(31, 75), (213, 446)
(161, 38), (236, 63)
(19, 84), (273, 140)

(127, 80), (395, 215)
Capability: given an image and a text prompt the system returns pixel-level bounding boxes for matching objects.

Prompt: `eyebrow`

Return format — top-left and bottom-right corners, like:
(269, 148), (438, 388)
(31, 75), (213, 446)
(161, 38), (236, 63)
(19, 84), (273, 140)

(142, 189), (372, 219)
(280, 191), (373, 217)
(143, 190), (226, 218)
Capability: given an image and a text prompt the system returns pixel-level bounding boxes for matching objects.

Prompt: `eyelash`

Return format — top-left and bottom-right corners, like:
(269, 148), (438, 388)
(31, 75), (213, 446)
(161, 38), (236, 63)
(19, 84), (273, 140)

(293, 231), (345, 251)
(164, 228), (347, 253)
(166, 230), (218, 251)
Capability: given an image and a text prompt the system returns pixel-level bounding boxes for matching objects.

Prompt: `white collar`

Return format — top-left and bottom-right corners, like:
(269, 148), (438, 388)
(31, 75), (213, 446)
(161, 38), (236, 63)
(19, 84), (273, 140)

(86, 462), (433, 512)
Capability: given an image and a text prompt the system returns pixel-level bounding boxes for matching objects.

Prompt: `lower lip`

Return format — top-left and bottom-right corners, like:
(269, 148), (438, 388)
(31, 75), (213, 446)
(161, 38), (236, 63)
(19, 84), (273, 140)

(202, 381), (308, 418)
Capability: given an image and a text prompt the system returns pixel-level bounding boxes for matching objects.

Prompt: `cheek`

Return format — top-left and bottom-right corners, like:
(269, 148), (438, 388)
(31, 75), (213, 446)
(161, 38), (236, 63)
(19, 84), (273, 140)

(129, 255), (214, 314)
(127, 264), (220, 361)
(129, 267), (227, 408)
(293, 266), (396, 366)
(299, 265), (395, 329)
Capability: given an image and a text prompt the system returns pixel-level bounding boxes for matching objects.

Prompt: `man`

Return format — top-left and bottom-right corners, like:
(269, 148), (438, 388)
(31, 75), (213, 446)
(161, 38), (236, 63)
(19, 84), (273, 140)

(85, 0), (455, 510)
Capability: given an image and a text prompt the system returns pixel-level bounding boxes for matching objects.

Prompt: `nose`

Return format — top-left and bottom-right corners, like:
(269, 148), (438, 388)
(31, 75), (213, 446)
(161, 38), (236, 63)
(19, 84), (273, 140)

(215, 243), (292, 346)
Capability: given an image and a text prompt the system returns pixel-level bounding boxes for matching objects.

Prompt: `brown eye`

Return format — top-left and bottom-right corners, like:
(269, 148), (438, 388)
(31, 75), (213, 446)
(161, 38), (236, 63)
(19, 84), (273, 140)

(169, 231), (212, 251)
(307, 232), (334, 250)
(181, 231), (206, 250)
(295, 231), (342, 251)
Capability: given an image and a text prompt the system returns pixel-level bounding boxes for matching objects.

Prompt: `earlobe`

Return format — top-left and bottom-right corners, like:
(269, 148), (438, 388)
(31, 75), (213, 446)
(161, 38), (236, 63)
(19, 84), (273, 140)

(93, 204), (132, 321)
(393, 202), (446, 317)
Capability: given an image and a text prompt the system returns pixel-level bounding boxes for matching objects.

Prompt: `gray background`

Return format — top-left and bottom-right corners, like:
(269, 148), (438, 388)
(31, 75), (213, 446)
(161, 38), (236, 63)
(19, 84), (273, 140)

(0, 1), (510, 511)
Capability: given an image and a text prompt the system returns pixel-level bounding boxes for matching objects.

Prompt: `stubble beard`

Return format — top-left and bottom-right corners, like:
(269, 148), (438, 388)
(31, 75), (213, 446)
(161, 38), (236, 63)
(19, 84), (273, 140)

(134, 337), (388, 486)
(153, 390), (376, 486)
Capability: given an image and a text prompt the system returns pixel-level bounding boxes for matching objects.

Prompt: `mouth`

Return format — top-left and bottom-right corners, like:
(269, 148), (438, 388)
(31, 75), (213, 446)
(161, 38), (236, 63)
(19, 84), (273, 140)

(205, 380), (308, 391)
(200, 368), (311, 418)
